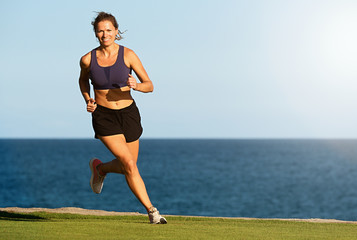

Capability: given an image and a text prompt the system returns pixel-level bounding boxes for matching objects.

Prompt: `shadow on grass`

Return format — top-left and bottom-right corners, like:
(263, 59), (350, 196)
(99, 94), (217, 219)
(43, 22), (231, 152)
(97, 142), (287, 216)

(0, 211), (46, 221)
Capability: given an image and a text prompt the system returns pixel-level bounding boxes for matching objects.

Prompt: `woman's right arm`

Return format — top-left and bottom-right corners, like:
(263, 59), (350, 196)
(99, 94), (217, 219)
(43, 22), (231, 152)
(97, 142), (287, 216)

(79, 53), (96, 112)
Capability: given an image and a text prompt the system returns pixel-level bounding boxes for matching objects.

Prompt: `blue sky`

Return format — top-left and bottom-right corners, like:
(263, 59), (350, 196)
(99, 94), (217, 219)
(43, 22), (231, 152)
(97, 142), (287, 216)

(1, 0), (356, 138)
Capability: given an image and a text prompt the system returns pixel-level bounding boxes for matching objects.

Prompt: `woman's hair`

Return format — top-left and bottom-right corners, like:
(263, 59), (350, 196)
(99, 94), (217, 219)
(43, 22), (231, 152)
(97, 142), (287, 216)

(91, 11), (125, 41)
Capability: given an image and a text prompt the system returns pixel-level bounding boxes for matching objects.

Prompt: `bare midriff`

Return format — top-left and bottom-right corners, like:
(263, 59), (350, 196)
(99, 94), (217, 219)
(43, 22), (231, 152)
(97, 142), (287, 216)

(94, 86), (134, 109)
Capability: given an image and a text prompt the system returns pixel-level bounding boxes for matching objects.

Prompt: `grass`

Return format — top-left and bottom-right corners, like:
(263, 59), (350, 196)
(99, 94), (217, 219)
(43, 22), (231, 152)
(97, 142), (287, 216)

(1, 211), (357, 240)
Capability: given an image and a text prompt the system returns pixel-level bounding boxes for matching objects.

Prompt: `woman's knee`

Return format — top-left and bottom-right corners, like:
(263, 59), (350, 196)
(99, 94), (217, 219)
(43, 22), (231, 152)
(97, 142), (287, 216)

(122, 158), (138, 175)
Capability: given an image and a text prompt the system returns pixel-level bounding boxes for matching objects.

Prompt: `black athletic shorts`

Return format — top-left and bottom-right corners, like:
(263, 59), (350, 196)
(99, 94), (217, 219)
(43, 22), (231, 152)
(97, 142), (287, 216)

(92, 101), (143, 142)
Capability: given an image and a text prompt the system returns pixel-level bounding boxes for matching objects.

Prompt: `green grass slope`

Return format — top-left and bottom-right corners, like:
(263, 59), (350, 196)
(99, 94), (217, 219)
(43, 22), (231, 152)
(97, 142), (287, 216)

(1, 211), (357, 240)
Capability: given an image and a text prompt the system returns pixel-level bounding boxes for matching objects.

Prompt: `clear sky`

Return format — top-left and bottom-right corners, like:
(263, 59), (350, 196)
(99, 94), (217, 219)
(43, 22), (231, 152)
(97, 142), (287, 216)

(1, 0), (356, 139)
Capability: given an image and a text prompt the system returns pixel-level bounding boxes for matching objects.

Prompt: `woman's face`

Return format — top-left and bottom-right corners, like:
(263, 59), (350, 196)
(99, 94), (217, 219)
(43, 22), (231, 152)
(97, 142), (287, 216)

(95, 20), (118, 47)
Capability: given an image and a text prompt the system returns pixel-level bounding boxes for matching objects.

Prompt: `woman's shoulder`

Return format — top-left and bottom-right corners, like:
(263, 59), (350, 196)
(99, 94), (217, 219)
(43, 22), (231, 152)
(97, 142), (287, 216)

(122, 46), (139, 61)
(80, 50), (93, 69)
(122, 45), (134, 55)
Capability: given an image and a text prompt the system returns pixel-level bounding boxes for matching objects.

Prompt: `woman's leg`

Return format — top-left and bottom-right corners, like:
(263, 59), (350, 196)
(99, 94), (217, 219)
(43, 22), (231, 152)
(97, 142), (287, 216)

(98, 134), (152, 212)
(98, 137), (140, 175)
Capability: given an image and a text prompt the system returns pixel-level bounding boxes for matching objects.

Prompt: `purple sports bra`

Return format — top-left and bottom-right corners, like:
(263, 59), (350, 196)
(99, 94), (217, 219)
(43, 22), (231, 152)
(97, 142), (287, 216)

(89, 45), (132, 90)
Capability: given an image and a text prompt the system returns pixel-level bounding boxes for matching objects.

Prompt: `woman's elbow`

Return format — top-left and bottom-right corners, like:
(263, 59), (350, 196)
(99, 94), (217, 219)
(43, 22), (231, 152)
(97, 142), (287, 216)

(147, 81), (154, 92)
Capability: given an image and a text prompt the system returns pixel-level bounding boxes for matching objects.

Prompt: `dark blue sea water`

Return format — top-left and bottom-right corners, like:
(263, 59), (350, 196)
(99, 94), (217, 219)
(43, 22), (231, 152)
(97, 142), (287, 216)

(1, 139), (357, 220)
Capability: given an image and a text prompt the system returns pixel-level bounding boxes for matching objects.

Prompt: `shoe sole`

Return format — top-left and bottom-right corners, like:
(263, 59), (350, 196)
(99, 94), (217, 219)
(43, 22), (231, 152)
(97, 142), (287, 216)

(89, 158), (99, 194)
(151, 217), (167, 224)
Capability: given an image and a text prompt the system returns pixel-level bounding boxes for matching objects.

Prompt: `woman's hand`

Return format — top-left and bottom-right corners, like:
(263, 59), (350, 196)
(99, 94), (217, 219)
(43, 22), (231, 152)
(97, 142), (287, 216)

(87, 98), (97, 113)
(127, 74), (137, 90)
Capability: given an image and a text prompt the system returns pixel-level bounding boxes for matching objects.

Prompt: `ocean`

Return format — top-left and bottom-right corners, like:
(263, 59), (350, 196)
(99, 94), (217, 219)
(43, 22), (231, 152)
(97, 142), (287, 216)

(1, 139), (357, 221)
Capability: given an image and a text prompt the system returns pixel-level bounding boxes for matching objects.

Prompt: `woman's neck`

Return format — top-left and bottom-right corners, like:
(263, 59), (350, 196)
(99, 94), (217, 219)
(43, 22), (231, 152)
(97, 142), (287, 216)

(98, 43), (119, 57)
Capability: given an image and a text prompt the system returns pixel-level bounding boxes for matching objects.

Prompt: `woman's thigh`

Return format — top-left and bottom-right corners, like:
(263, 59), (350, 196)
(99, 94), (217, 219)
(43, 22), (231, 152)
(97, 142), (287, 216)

(127, 140), (139, 163)
(100, 134), (139, 163)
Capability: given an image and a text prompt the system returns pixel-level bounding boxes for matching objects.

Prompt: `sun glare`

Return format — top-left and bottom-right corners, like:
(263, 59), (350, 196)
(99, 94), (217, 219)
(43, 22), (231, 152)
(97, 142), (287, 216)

(320, 10), (357, 78)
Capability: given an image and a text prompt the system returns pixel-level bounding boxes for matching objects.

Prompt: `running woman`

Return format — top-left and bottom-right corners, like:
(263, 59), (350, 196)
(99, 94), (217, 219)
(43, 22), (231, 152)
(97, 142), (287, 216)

(78, 11), (167, 224)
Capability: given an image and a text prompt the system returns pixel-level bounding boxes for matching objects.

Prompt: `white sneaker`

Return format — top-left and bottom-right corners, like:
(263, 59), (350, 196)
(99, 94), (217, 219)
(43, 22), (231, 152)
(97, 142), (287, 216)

(89, 158), (106, 194)
(148, 206), (167, 224)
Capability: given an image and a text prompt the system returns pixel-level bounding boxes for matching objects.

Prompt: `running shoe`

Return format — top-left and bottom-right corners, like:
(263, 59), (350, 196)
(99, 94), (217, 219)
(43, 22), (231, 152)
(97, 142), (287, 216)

(89, 158), (106, 194)
(148, 206), (167, 224)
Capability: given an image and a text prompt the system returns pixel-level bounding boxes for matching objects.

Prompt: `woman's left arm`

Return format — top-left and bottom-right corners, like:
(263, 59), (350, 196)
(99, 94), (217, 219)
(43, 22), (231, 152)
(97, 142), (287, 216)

(126, 48), (154, 93)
